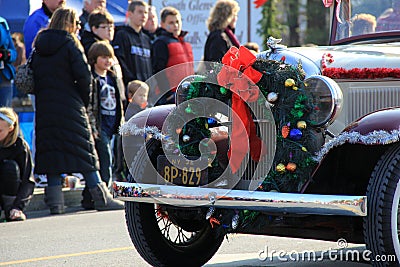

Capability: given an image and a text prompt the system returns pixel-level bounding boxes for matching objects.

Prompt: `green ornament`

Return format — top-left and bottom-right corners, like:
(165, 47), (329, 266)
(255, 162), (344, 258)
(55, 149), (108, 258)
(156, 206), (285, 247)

(185, 106), (192, 113)
(220, 87), (228, 94)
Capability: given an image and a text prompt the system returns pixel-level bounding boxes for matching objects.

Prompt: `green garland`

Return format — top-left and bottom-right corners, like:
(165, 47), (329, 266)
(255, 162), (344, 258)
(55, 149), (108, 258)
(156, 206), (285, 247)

(252, 59), (318, 193)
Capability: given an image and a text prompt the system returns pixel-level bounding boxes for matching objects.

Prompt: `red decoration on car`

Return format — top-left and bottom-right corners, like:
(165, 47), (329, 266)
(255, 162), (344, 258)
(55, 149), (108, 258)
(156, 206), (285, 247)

(217, 46), (265, 174)
(323, 67), (400, 79)
(321, 53), (334, 69)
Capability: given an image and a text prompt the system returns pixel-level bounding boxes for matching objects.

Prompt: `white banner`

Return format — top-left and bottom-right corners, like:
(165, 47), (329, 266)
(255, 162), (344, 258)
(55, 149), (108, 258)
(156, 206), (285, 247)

(152, 0), (263, 62)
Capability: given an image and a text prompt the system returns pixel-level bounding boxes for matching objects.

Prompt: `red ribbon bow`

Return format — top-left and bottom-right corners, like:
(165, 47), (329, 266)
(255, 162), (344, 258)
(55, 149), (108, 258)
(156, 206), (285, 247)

(217, 46), (265, 174)
(217, 46), (262, 94)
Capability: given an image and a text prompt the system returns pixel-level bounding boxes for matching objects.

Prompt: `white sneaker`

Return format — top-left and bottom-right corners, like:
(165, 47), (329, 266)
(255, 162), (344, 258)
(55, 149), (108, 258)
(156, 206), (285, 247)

(34, 174), (48, 188)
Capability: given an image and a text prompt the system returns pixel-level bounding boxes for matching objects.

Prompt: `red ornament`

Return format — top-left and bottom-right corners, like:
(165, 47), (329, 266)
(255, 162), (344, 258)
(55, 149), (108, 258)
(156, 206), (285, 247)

(286, 162), (297, 172)
(282, 125), (290, 138)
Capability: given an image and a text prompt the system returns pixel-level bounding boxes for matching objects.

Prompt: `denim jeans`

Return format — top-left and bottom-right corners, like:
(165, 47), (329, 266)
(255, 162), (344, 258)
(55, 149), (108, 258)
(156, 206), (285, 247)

(95, 131), (112, 186)
(0, 79), (12, 107)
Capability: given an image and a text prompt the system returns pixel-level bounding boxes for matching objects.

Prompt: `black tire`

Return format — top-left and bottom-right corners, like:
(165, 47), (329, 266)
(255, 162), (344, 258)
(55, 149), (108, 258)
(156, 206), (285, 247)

(125, 139), (225, 267)
(364, 144), (400, 266)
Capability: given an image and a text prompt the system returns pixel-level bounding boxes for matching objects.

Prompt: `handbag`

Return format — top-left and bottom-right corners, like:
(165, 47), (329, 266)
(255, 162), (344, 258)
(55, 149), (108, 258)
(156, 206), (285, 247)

(15, 48), (35, 94)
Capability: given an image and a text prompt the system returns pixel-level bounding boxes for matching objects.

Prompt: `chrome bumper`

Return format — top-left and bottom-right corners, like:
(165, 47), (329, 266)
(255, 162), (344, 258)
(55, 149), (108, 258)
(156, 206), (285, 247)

(113, 182), (367, 216)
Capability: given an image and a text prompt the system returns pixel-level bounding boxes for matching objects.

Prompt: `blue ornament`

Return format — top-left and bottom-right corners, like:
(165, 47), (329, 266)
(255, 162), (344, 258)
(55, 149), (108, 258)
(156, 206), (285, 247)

(207, 118), (216, 125)
(289, 129), (302, 141)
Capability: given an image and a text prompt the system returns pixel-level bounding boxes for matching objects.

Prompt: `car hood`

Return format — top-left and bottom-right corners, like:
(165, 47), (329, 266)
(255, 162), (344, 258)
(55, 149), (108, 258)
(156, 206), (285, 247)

(289, 43), (400, 69)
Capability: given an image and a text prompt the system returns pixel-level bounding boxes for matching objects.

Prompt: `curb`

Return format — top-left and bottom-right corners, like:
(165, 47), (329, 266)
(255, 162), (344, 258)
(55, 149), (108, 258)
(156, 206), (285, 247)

(26, 187), (84, 212)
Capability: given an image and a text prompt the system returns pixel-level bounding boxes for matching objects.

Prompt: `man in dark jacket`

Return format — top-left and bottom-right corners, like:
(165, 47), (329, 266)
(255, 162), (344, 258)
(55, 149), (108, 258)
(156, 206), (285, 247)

(151, 6), (194, 105)
(142, 5), (159, 42)
(112, 1), (152, 86)
(79, 0), (107, 36)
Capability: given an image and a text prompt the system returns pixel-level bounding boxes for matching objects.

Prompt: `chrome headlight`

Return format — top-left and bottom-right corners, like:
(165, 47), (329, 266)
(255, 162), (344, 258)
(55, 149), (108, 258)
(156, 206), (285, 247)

(305, 75), (343, 127)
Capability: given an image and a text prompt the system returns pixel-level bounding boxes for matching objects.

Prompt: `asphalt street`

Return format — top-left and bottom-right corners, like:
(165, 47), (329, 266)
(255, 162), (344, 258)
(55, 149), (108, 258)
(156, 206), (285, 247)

(0, 209), (373, 266)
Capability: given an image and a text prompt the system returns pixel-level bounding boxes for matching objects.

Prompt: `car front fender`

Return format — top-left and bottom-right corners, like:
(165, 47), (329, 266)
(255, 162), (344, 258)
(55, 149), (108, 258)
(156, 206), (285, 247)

(343, 107), (400, 136)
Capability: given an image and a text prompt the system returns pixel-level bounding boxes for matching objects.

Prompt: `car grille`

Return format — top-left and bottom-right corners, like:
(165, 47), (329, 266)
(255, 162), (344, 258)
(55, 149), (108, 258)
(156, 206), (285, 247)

(329, 81), (400, 134)
(228, 101), (276, 190)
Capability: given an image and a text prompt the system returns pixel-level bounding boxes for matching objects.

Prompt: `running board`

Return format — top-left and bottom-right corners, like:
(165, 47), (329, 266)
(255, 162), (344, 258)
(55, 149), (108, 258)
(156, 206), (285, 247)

(113, 182), (367, 216)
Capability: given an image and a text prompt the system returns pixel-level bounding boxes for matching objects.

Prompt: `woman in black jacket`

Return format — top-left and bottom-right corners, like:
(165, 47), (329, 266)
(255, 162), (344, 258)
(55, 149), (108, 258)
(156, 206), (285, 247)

(204, 0), (240, 62)
(0, 107), (34, 221)
(31, 7), (123, 214)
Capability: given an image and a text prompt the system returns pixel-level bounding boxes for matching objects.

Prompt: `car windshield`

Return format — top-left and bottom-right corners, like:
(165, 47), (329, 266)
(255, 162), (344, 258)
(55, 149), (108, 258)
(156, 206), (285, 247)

(333, 0), (400, 42)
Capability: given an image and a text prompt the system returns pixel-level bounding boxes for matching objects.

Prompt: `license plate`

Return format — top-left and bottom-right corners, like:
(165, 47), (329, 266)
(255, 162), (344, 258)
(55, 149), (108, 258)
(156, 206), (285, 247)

(157, 155), (208, 186)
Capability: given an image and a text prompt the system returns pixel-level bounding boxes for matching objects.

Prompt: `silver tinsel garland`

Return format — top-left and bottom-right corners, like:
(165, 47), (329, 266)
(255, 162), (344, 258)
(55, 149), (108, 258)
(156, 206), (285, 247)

(120, 121), (400, 166)
(119, 120), (165, 140)
(314, 129), (400, 162)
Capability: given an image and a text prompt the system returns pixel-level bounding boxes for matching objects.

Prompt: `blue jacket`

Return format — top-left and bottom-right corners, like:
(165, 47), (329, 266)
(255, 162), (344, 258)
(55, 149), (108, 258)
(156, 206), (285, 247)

(0, 17), (17, 83)
(23, 7), (50, 56)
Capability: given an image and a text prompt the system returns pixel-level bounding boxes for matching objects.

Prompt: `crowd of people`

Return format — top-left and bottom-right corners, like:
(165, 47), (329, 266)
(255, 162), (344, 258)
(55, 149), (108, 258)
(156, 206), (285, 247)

(0, 0), (251, 221)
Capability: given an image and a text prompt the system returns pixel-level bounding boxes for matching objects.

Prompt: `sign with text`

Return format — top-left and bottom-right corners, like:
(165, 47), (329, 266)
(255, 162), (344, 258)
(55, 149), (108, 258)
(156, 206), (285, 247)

(152, 0), (262, 66)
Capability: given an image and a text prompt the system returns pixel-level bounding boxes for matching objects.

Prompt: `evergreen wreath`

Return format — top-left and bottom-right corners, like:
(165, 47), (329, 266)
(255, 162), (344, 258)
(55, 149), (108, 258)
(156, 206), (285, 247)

(163, 47), (320, 231)
(164, 57), (318, 193)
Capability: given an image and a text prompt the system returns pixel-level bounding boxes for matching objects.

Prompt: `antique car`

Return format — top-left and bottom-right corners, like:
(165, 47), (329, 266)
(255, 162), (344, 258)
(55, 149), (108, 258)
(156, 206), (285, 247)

(114, 0), (400, 266)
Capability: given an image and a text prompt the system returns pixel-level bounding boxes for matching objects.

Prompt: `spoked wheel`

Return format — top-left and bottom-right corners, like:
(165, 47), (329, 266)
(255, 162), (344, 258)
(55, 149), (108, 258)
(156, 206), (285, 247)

(364, 144), (400, 266)
(126, 202), (224, 267)
(125, 139), (224, 267)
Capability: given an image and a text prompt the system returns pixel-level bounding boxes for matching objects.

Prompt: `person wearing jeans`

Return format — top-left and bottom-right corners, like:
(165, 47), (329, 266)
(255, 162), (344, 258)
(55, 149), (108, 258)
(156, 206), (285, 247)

(31, 8), (123, 214)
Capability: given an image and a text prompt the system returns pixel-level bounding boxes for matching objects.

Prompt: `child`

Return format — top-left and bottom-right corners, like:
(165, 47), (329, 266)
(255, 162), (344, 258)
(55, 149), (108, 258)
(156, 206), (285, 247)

(126, 80), (149, 121)
(85, 41), (125, 209)
(0, 107), (34, 221)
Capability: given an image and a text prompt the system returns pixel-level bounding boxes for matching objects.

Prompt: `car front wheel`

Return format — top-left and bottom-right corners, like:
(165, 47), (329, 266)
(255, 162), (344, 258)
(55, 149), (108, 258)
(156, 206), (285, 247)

(124, 139), (225, 266)
(364, 144), (400, 266)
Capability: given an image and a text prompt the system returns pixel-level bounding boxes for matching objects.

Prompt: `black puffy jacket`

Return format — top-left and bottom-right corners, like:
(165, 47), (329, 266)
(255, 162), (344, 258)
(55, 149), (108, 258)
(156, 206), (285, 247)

(32, 29), (99, 174)
(0, 137), (35, 211)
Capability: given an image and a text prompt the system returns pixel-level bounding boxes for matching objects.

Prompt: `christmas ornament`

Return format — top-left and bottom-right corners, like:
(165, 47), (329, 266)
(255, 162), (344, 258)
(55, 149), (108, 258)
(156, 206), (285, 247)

(281, 125), (290, 138)
(182, 135), (191, 142)
(267, 92), (278, 103)
(286, 162), (297, 172)
(231, 213), (239, 230)
(289, 129), (303, 141)
(297, 121), (307, 129)
(207, 118), (216, 125)
(284, 78), (295, 87)
(276, 163), (286, 173)
(220, 87), (228, 94)
(205, 207), (215, 220)
(181, 81), (191, 90)
(185, 106), (192, 113)
(208, 158), (213, 167)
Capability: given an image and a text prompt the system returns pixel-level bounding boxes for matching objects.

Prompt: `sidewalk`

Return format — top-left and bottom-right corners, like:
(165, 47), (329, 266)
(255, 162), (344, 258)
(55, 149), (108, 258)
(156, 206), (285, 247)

(26, 186), (84, 212)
